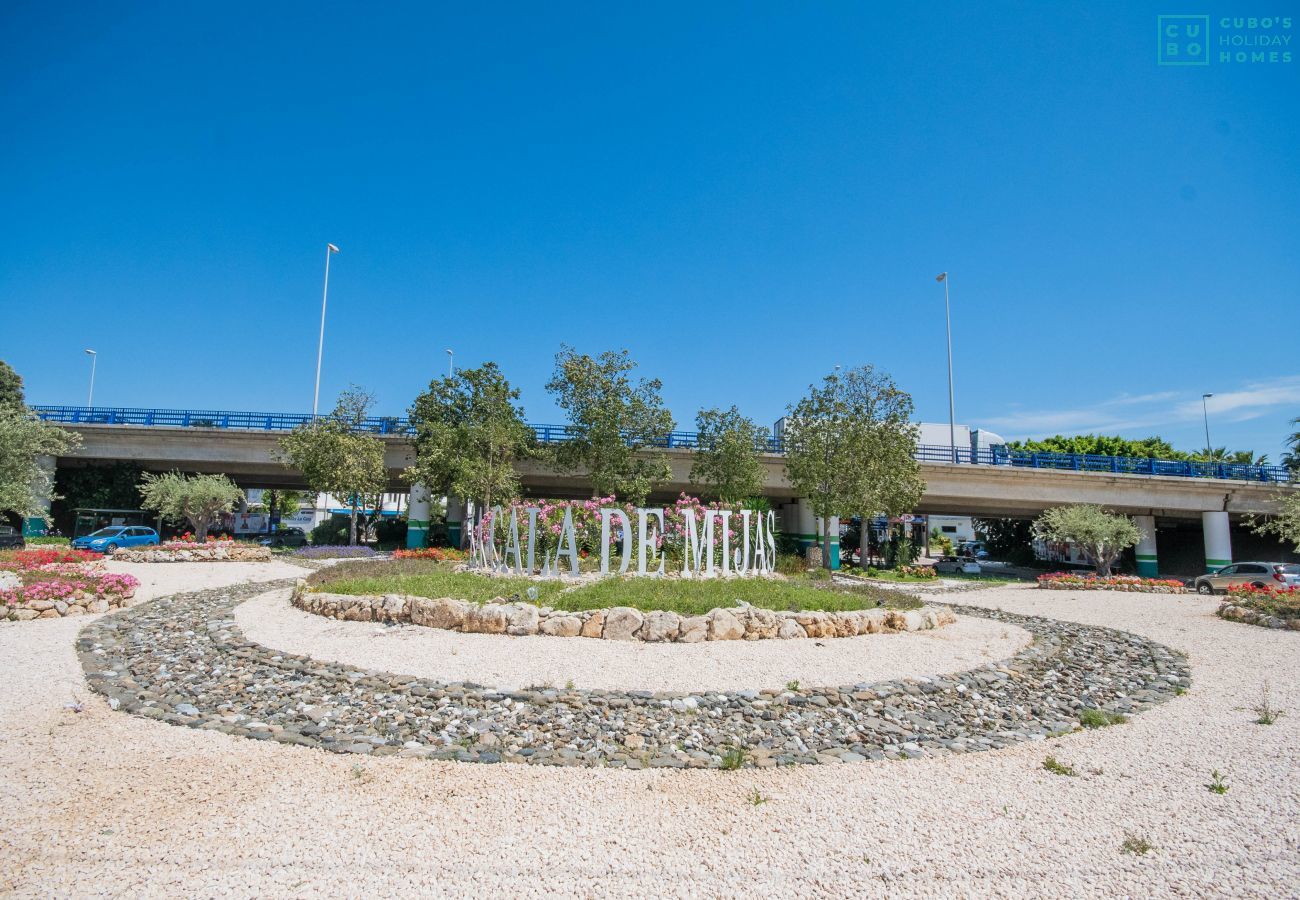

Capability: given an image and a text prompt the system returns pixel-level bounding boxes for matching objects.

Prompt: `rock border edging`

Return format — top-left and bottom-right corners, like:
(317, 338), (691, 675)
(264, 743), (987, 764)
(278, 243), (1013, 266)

(77, 580), (1191, 768)
(291, 581), (956, 641)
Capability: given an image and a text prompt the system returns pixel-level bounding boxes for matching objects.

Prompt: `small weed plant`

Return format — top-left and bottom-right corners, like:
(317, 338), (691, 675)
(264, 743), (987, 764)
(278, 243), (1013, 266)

(1207, 769), (1230, 794)
(1120, 834), (1153, 856)
(720, 747), (748, 770)
(1079, 708), (1126, 729)
(747, 788), (769, 806)
(1254, 682), (1285, 725)
(1043, 756), (1077, 777)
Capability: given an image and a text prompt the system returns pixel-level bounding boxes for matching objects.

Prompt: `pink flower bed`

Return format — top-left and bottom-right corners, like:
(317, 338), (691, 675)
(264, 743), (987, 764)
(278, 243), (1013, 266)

(1036, 572), (1186, 594)
(0, 548), (139, 620)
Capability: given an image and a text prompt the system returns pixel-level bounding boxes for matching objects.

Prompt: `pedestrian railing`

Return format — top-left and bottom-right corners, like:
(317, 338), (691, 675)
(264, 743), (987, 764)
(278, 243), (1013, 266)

(31, 405), (1294, 484)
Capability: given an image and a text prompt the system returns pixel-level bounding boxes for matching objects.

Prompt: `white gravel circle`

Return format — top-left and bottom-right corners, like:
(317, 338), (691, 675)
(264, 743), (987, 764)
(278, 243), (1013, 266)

(1, 565), (1297, 896)
(235, 589), (1029, 693)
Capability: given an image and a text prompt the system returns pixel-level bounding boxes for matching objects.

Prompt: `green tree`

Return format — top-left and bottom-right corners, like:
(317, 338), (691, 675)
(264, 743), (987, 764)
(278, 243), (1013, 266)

(0, 360), (24, 411)
(545, 346), (674, 505)
(138, 471), (244, 541)
(1284, 417), (1300, 474)
(1007, 434), (1193, 460)
(255, 488), (304, 522)
(407, 362), (533, 514)
(1190, 447), (1269, 466)
(1251, 491), (1300, 552)
(1032, 504), (1141, 576)
(690, 406), (766, 503)
(278, 387), (387, 544)
(972, 517), (1036, 565)
(0, 406), (79, 524)
(784, 366), (924, 569)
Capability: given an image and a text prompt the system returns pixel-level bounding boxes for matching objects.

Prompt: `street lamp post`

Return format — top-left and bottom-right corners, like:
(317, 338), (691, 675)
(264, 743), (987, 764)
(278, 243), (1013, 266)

(446, 349), (454, 378)
(84, 349), (97, 408)
(313, 243), (340, 417)
(1202, 393), (1214, 459)
(936, 272), (957, 463)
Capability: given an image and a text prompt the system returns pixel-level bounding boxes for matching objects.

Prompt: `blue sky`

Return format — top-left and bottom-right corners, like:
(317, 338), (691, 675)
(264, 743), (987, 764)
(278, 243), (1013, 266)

(2, 2), (1297, 459)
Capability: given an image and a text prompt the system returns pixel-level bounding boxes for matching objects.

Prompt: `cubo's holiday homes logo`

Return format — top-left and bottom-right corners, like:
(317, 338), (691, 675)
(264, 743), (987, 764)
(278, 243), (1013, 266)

(1158, 15), (1293, 65)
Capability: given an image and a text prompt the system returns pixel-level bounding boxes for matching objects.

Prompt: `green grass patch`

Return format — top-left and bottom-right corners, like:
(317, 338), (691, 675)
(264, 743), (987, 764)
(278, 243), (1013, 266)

(1078, 708), (1127, 729)
(308, 560), (919, 615)
(307, 560), (568, 605)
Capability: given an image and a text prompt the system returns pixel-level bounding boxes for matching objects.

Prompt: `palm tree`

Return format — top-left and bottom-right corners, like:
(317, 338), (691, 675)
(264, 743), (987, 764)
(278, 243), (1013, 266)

(1283, 417), (1300, 474)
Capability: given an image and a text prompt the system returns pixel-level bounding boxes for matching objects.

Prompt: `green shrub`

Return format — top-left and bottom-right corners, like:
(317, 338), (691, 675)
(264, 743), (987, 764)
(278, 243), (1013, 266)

(310, 518), (350, 546)
(25, 536), (71, 546)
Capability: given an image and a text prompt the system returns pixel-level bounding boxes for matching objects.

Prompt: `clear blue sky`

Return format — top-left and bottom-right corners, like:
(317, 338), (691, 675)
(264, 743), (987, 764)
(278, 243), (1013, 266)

(2, 2), (1297, 458)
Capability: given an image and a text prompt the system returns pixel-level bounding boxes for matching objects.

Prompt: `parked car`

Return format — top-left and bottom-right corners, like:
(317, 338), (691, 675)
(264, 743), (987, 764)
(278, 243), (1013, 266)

(1193, 562), (1300, 595)
(258, 527), (307, 549)
(71, 526), (160, 554)
(0, 524), (25, 549)
(959, 541), (990, 560)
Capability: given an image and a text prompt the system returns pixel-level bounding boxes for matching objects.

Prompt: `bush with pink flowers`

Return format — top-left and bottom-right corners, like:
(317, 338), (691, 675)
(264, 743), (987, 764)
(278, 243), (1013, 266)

(1036, 572), (1186, 594)
(0, 548), (139, 621)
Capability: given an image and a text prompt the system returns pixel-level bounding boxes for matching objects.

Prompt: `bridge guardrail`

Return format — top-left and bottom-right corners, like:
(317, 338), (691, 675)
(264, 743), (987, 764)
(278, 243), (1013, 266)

(31, 405), (1295, 484)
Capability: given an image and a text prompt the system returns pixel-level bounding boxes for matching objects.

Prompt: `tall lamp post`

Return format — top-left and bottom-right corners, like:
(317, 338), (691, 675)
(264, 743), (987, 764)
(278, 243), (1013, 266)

(84, 349), (97, 408)
(936, 272), (957, 463)
(1201, 393), (1214, 459)
(313, 243), (340, 417)
(445, 348), (454, 378)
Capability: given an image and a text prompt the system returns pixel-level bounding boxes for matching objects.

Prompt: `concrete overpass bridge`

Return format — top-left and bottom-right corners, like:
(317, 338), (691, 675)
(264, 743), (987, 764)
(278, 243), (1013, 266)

(32, 406), (1300, 574)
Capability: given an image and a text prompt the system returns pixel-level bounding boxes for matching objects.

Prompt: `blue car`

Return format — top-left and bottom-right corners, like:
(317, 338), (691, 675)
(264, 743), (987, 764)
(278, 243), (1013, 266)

(72, 525), (160, 554)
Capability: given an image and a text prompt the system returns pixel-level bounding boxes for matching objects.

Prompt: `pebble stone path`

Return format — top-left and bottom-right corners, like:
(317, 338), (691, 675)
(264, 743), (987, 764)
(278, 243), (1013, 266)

(77, 580), (1191, 769)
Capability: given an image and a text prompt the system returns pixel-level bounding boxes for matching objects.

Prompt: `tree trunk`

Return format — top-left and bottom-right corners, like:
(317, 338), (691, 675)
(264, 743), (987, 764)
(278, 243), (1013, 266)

(823, 524), (832, 571)
(349, 497), (359, 546)
(194, 517), (208, 542)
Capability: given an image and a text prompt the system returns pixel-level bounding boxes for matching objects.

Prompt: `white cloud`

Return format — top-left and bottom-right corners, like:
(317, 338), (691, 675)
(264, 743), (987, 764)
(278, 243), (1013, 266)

(981, 375), (1300, 441)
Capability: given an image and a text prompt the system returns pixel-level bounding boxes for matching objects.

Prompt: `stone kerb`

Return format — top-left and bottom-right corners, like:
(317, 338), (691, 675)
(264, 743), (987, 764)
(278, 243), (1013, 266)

(114, 545), (274, 563)
(291, 580), (956, 642)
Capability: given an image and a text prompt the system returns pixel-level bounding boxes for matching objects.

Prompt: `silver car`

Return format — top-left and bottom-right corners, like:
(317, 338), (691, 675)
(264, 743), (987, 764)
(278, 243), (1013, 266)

(1193, 562), (1300, 595)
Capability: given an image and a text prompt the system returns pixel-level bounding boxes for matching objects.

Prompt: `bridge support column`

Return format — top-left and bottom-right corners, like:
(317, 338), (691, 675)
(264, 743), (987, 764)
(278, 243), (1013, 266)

(1202, 511), (1232, 572)
(446, 495), (464, 549)
(794, 499), (817, 554)
(816, 515), (841, 570)
(1133, 515), (1158, 577)
(406, 483), (431, 549)
(22, 455), (55, 537)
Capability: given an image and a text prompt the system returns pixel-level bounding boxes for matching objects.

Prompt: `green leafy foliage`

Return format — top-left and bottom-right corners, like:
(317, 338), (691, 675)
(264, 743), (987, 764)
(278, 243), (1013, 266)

(545, 346), (674, 505)
(0, 406), (79, 521)
(783, 366), (923, 568)
(690, 406), (766, 503)
(279, 387), (387, 545)
(0, 360), (25, 411)
(138, 471), (244, 540)
(973, 517), (1036, 565)
(1250, 488), (1300, 553)
(1033, 505), (1141, 576)
(408, 362), (532, 512)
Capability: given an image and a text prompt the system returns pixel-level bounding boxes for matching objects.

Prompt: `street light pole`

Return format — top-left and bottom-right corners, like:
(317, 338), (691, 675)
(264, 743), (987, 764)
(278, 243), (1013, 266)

(313, 243), (340, 417)
(937, 272), (957, 463)
(446, 348), (454, 378)
(1202, 393), (1214, 458)
(84, 349), (97, 408)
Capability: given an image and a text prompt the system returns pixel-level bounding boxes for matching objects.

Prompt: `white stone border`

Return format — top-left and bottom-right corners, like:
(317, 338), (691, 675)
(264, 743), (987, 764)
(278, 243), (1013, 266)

(113, 546), (274, 563)
(291, 581), (956, 642)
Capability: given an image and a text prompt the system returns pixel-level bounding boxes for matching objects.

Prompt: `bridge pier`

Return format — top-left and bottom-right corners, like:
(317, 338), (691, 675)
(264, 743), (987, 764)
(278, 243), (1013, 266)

(22, 455), (55, 537)
(406, 483), (431, 549)
(1133, 515), (1158, 577)
(1202, 511), (1232, 572)
(446, 495), (465, 549)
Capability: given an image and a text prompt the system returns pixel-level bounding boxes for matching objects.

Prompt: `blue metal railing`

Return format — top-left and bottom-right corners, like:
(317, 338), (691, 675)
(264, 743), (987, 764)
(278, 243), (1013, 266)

(31, 405), (1295, 484)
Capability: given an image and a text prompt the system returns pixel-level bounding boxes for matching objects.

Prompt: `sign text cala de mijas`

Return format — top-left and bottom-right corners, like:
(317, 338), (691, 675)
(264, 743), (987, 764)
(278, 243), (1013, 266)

(469, 505), (778, 579)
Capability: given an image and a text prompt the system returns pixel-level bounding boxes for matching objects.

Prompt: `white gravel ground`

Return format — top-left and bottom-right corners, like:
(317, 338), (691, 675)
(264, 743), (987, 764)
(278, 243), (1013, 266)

(2, 565), (1298, 897)
(236, 589), (1029, 692)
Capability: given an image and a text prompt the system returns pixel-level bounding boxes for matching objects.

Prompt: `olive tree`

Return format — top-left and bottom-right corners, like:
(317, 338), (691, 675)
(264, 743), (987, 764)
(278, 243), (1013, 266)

(278, 387), (387, 544)
(1251, 491), (1300, 553)
(408, 362), (532, 514)
(1033, 504), (1141, 576)
(545, 346), (674, 505)
(138, 471), (244, 541)
(784, 366), (924, 568)
(690, 406), (766, 503)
